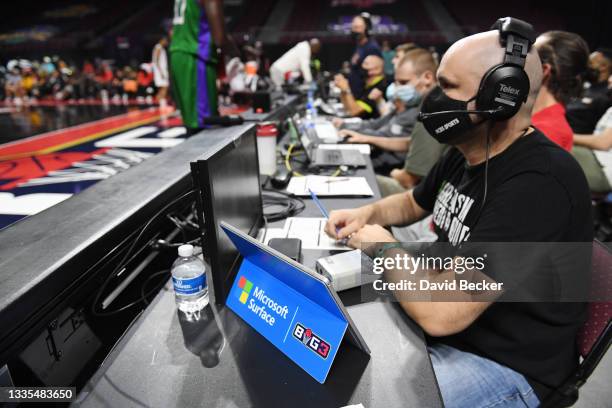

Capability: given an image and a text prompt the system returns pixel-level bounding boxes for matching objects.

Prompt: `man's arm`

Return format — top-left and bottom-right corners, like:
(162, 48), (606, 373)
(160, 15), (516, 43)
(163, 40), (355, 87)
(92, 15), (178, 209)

(299, 45), (313, 83)
(574, 128), (612, 151)
(334, 74), (366, 116)
(340, 227), (495, 336)
(326, 189), (428, 240)
(201, 0), (239, 56)
(382, 247), (492, 336)
(152, 46), (160, 67)
(340, 90), (366, 116)
(201, 0), (225, 46)
(370, 189), (427, 226)
(341, 129), (411, 152)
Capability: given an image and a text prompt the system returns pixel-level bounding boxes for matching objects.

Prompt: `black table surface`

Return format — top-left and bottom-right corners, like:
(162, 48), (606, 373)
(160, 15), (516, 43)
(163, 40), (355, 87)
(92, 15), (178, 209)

(75, 135), (443, 408)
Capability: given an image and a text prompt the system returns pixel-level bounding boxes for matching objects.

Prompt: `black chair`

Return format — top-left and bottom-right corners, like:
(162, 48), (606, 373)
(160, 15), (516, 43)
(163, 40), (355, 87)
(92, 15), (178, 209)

(541, 240), (612, 407)
(592, 193), (612, 241)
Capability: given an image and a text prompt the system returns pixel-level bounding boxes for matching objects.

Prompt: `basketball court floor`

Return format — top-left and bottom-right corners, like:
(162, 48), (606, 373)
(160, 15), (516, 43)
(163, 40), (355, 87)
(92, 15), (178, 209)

(0, 102), (189, 229)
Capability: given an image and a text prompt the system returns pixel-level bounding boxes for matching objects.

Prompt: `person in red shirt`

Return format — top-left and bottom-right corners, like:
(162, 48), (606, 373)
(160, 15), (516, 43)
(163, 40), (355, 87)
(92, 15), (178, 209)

(532, 31), (589, 151)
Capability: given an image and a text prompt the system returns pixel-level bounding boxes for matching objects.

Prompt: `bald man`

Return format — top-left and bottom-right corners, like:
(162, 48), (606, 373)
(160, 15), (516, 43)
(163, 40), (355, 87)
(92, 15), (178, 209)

(269, 39), (321, 89)
(334, 55), (387, 118)
(325, 23), (591, 407)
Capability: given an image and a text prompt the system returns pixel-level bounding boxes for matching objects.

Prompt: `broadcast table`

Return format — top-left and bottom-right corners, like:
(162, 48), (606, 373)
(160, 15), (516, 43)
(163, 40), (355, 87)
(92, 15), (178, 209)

(74, 131), (443, 408)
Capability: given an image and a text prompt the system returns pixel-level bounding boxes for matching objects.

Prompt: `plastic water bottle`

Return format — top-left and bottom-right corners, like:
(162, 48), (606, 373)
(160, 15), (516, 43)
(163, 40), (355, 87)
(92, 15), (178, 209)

(171, 244), (208, 318)
(306, 89), (318, 121)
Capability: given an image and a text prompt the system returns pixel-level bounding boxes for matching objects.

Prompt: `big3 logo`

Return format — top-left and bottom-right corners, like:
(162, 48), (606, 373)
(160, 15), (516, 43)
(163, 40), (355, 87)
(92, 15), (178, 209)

(292, 323), (331, 359)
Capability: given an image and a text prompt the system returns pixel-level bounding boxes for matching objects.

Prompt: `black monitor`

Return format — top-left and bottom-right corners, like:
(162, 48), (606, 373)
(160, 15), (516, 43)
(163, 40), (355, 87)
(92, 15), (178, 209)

(190, 128), (263, 304)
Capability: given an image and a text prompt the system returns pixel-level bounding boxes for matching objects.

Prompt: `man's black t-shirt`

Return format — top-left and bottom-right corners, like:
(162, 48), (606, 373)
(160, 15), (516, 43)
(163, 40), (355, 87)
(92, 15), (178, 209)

(412, 129), (593, 400)
(356, 75), (387, 119)
(349, 38), (382, 96)
(566, 82), (612, 134)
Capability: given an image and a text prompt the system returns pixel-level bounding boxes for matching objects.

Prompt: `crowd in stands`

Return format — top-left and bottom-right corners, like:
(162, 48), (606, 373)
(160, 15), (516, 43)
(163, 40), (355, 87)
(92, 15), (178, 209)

(1, 56), (160, 106)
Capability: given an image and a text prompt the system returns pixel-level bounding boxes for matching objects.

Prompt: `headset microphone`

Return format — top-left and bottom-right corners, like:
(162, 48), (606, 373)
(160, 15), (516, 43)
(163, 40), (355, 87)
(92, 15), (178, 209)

(418, 107), (503, 121)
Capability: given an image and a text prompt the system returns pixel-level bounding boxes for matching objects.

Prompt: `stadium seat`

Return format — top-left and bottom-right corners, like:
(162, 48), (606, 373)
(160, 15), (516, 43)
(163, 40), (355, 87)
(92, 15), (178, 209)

(540, 240), (612, 407)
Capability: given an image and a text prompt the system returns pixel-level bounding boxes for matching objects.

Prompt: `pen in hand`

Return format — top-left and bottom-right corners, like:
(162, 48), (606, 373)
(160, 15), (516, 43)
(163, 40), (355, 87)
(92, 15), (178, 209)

(308, 188), (348, 245)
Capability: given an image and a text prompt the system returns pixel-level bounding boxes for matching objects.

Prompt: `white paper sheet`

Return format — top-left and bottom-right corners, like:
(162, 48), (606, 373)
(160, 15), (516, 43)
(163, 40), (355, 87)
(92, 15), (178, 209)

(286, 175), (374, 197)
(259, 217), (350, 251)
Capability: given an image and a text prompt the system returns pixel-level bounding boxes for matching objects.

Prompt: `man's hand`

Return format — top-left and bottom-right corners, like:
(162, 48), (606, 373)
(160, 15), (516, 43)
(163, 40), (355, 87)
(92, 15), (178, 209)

(339, 129), (370, 144)
(348, 224), (396, 254)
(325, 206), (374, 240)
(332, 117), (344, 128)
(368, 88), (383, 102)
(334, 74), (350, 92)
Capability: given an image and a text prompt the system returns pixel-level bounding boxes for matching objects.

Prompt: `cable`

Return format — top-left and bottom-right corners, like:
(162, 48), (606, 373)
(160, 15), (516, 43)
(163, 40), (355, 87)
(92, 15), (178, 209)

(285, 143), (304, 177)
(260, 215), (269, 244)
(285, 142), (344, 177)
(469, 128), (492, 232)
(153, 236), (201, 249)
(91, 189), (195, 317)
(262, 188), (305, 222)
(470, 126), (529, 231)
(166, 213), (188, 241)
(140, 269), (171, 306)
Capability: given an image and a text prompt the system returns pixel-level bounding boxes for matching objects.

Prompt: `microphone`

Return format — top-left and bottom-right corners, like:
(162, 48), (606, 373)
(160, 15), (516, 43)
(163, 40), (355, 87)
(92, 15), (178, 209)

(418, 107), (503, 121)
(201, 115), (245, 126)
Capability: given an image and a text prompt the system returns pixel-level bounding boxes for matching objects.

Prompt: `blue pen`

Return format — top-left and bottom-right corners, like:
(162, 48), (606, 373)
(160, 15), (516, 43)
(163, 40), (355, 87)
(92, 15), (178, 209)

(308, 188), (347, 244)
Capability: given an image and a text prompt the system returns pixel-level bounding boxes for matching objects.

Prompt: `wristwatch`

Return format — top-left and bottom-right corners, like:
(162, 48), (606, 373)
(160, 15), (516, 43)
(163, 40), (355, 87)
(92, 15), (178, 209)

(375, 242), (405, 259)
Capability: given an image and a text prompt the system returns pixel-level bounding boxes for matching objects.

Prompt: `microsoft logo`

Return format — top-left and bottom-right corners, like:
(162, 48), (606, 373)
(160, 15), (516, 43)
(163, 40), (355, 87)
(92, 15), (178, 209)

(237, 276), (253, 304)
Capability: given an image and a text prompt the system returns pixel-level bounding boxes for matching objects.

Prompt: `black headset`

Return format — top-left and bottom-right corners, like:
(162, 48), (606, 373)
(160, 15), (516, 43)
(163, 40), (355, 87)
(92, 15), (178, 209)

(359, 12), (372, 36)
(418, 17), (537, 122)
(475, 17), (537, 120)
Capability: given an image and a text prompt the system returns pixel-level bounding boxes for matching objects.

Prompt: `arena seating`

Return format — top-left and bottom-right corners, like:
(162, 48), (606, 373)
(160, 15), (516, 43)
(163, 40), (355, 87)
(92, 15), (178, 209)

(444, 0), (566, 35)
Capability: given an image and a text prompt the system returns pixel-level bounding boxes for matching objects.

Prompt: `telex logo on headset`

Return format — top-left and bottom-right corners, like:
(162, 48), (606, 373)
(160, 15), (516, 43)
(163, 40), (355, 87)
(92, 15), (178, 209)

(292, 323), (331, 359)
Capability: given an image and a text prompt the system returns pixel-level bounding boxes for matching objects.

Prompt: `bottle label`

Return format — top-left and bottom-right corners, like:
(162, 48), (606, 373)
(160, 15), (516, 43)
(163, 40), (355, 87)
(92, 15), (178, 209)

(172, 274), (206, 295)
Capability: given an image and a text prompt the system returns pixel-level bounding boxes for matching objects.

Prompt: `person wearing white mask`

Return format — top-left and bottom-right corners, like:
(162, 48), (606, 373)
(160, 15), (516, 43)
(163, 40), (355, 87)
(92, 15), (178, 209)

(337, 49), (437, 174)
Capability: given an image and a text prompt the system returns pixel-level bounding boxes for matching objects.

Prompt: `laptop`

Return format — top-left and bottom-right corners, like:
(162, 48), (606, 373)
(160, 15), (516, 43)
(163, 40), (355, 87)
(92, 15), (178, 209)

(311, 148), (366, 169)
(302, 137), (366, 169)
(220, 221), (371, 355)
(313, 120), (342, 143)
(291, 117), (366, 169)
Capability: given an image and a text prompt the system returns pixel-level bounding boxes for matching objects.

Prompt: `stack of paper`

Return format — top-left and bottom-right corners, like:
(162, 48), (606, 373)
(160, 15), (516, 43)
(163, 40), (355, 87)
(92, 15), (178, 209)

(286, 175), (374, 197)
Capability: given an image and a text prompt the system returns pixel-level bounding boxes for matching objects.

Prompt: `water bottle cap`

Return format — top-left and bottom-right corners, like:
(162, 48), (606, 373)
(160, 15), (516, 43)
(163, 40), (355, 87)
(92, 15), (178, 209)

(178, 244), (194, 257)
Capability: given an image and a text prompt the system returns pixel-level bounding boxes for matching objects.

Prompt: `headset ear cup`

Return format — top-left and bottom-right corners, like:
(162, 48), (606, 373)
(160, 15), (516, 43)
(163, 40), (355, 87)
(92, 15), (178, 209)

(476, 65), (501, 113)
(360, 12), (372, 36)
(476, 65), (530, 120)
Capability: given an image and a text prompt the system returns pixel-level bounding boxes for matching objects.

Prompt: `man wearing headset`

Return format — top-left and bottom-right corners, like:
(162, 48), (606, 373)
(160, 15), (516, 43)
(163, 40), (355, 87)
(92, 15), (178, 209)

(325, 19), (591, 407)
(342, 13), (382, 97)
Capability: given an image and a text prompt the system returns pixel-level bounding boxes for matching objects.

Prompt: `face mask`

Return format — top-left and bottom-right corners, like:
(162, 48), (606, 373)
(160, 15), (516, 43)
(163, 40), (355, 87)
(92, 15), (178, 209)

(386, 82), (422, 106)
(419, 86), (484, 144)
(350, 31), (362, 42)
(385, 82), (396, 100)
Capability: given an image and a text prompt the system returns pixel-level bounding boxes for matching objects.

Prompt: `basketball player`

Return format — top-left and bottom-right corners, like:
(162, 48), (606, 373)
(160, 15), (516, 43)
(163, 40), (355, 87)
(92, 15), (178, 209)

(170, 0), (236, 133)
(152, 36), (169, 108)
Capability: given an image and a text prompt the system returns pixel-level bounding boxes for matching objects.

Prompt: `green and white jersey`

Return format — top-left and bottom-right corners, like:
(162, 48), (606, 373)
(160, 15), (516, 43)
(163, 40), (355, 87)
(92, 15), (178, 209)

(170, 0), (217, 63)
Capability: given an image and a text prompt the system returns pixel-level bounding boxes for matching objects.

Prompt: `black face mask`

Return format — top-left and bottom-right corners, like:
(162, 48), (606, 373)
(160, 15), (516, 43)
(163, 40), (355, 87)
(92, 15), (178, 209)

(419, 86), (485, 144)
(351, 31), (363, 42)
